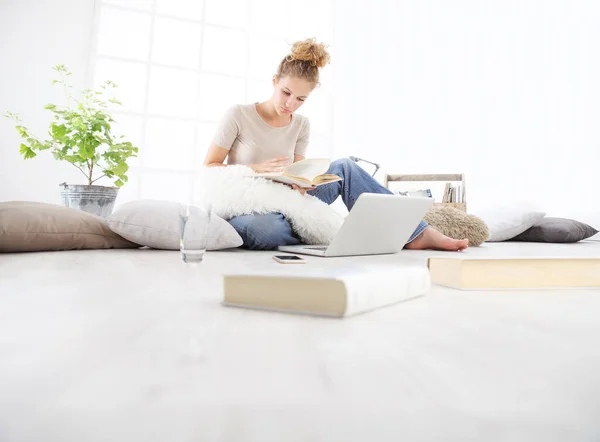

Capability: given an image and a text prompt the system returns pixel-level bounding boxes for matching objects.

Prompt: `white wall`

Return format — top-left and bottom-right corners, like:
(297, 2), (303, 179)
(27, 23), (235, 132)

(0, 0), (96, 204)
(333, 0), (600, 232)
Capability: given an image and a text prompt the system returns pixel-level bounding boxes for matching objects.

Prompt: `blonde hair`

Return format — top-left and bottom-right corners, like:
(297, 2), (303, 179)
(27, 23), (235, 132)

(276, 38), (331, 87)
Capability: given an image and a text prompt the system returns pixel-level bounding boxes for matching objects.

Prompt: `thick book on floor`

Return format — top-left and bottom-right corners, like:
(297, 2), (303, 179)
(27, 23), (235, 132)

(427, 255), (600, 289)
(223, 266), (431, 317)
(257, 158), (342, 189)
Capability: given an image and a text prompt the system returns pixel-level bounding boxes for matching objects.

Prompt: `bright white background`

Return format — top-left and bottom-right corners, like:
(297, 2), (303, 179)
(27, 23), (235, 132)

(333, 0), (600, 233)
(1, 0), (598, 236)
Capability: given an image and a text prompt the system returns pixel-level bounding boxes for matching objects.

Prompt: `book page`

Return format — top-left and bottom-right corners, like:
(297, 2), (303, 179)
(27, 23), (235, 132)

(257, 158), (334, 188)
(262, 175), (341, 188)
(312, 174), (342, 185)
(262, 175), (313, 188)
(283, 158), (330, 180)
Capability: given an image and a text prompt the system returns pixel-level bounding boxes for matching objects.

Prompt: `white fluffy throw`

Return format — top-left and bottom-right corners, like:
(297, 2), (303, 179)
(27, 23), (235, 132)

(194, 165), (344, 245)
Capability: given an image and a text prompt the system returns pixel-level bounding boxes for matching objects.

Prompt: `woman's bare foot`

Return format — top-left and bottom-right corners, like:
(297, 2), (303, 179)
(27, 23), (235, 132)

(404, 227), (469, 251)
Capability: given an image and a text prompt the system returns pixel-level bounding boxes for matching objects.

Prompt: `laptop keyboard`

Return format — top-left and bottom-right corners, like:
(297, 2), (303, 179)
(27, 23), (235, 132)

(306, 246), (328, 250)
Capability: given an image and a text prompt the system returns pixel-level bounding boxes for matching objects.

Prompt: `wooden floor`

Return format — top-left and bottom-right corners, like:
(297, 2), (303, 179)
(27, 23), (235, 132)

(1, 241), (599, 442)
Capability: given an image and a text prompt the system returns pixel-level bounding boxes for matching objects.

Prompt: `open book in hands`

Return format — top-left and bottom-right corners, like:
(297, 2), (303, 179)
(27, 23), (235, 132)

(257, 158), (343, 189)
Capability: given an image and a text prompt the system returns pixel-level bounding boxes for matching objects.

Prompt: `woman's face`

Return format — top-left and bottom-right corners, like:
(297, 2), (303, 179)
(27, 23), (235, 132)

(272, 75), (313, 116)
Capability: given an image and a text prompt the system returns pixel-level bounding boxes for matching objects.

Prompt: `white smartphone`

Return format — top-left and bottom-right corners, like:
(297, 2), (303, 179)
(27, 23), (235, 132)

(273, 254), (306, 264)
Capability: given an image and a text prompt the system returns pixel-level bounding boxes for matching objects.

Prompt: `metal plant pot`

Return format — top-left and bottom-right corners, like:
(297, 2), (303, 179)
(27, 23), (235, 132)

(59, 183), (119, 218)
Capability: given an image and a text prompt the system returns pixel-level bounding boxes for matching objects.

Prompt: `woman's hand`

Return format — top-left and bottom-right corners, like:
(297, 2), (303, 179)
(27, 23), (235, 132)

(290, 184), (317, 195)
(250, 157), (290, 173)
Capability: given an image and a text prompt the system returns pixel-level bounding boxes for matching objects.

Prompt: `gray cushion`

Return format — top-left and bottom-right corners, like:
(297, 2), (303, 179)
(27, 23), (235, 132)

(424, 205), (490, 246)
(512, 217), (599, 243)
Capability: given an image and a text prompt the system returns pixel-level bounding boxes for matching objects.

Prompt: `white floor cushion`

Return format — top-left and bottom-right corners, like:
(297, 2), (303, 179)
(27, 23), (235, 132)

(107, 200), (243, 250)
(477, 205), (546, 242)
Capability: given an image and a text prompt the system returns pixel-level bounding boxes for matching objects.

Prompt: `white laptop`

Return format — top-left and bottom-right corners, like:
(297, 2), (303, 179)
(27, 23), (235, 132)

(278, 193), (434, 257)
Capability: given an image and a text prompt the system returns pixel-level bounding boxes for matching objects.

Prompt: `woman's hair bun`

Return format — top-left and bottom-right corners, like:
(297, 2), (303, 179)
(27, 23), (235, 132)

(288, 38), (331, 68)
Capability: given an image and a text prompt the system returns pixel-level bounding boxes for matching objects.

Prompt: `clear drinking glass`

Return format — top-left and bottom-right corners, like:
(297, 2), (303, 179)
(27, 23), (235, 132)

(179, 203), (211, 263)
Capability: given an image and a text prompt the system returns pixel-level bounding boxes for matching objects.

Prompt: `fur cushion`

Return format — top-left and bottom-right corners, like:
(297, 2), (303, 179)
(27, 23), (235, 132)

(195, 165), (343, 245)
(424, 206), (489, 246)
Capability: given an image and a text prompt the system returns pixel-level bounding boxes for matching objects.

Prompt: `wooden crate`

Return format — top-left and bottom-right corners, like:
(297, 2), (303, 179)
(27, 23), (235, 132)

(383, 173), (467, 212)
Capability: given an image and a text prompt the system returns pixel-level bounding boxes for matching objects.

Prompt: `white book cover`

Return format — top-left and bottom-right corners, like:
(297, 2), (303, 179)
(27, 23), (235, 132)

(223, 266), (431, 317)
(340, 267), (431, 316)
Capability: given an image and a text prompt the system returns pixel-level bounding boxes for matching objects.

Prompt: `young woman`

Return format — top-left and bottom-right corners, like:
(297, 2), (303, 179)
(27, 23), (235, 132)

(203, 38), (468, 252)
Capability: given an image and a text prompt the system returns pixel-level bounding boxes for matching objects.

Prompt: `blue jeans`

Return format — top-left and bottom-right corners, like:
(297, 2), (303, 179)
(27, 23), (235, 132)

(228, 158), (429, 250)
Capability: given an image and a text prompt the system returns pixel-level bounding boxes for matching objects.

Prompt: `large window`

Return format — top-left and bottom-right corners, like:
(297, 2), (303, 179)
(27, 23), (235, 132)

(91, 0), (334, 204)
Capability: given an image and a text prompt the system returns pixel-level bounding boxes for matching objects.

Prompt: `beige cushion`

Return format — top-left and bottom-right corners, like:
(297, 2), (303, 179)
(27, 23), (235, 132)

(106, 200), (243, 250)
(424, 205), (490, 247)
(0, 201), (139, 252)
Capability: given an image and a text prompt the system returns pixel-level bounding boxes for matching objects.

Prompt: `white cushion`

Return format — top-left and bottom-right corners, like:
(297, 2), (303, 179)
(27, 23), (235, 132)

(107, 200), (243, 250)
(477, 205), (546, 242)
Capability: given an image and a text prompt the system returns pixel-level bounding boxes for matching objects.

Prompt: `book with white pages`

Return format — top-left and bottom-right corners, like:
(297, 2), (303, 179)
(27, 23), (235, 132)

(257, 158), (342, 189)
(427, 255), (600, 289)
(223, 266), (431, 317)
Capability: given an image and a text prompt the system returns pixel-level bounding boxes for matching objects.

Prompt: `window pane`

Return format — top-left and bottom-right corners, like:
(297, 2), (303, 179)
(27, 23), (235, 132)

(248, 36), (288, 80)
(152, 17), (202, 69)
(94, 0), (334, 198)
(96, 6), (151, 61)
(94, 58), (148, 113)
(103, 0), (154, 12)
(289, 1), (333, 43)
(196, 122), (218, 164)
(202, 26), (248, 76)
(205, 0), (249, 29)
(114, 167), (141, 207)
(305, 133), (331, 158)
(144, 118), (196, 170)
(299, 93), (330, 135)
(246, 79), (272, 103)
(198, 73), (246, 121)
(110, 113), (145, 168)
(250, 0), (292, 36)
(318, 64), (333, 89)
(141, 170), (193, 202)
(147, 66), (199, 117)
(156, 0), (204, 20)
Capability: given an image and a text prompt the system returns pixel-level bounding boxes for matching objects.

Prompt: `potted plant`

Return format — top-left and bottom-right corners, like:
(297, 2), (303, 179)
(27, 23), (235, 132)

(4, 64), (138, 218)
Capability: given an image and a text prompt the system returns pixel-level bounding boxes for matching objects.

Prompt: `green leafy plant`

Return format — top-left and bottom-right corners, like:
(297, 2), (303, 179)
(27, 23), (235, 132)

(4, 64), (138, 187)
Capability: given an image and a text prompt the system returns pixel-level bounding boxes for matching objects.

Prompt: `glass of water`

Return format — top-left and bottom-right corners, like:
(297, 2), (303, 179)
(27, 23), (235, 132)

(179, 203), (211, 263)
